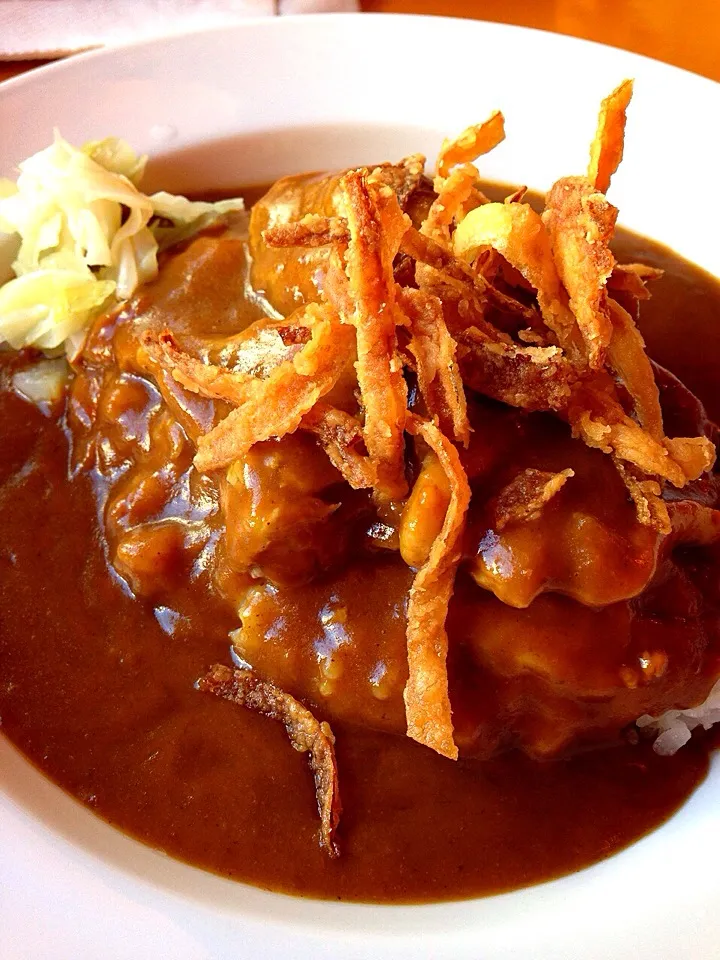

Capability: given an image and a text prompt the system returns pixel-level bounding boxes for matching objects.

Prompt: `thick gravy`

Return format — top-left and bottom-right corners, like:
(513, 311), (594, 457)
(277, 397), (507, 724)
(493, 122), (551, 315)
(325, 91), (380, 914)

(0, 191), (719, 902)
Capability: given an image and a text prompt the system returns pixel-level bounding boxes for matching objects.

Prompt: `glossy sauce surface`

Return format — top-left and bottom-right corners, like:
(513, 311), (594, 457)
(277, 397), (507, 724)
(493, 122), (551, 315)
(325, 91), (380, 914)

(0, 187), (719, 902)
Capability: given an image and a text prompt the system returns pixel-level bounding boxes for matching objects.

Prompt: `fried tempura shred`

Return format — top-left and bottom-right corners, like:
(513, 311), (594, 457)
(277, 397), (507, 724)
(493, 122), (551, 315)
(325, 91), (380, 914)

(368, 153), (427, 208)
(567, 383), (714, 487)
(663, 435), (716, 479)
(535, 81), (632, 368)
(146, 303), (354, 472)
(264, 213), (350, 248)
(198, 664), (342, 857)
(302, 403), (376, 489)
(614, 459), (670, 534)
(607, 297), (664, 439)
(494, 468), (574, 530)
(142, 328), (253, 405)
(436, 110), (505, 179)
(423, 164), (483, 246)
(588, 79), (634, 194)
(402, 225), (537, 329)
(608, 262), (664, 301)
(504, 185), (527, 204)
(334, 171), (410, 499)
(543, 177), (618, 369)
(453, 201), (580, 356)
(398, 287), (470, 446)
(403, 417), (471, 760)
(456, 327), (576, 412)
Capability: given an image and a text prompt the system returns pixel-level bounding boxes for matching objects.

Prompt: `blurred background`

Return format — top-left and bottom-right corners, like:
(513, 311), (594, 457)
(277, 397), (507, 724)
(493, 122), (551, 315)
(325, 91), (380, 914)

(1, 0), (717, 83)
(362, 0), (718, 81)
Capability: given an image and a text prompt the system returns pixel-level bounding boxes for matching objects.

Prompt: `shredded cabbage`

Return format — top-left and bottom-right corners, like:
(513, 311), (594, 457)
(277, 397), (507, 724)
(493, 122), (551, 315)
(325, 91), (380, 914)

(82, 137), (147, 185)
(0, 133), (245, 354)
(0, 269), (116, 350)
(12, 356), (70, 407)
(149, 191), (249, 251)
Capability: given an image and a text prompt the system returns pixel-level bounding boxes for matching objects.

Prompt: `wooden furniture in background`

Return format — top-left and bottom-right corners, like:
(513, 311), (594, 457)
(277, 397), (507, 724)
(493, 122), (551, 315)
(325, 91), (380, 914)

(362, 0), (720, 82)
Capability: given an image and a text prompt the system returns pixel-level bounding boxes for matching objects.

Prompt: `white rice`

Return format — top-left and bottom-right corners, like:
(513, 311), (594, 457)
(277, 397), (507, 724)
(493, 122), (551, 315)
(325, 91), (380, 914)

(637, 677), (720, 755)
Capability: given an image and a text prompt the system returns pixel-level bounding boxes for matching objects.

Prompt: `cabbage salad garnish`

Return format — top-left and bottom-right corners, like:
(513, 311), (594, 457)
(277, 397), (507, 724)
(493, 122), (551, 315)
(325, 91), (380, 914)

(0, 134), (245, 354)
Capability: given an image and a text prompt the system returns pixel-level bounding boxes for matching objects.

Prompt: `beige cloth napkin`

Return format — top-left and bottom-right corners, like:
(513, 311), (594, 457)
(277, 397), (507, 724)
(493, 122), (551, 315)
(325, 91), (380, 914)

(0, 0), (358, 59)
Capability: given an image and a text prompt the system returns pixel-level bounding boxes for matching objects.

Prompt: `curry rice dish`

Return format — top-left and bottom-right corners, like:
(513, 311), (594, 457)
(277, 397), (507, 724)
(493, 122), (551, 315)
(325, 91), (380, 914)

(1, 81), (720, 901)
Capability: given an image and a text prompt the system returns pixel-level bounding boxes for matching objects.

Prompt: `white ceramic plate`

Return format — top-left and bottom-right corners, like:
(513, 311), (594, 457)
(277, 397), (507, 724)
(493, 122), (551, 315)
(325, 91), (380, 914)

(1, 14), (719, 960)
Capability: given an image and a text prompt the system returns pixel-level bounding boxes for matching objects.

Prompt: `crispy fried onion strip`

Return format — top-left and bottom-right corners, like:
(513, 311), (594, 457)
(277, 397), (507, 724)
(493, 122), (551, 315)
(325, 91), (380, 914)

(607, 297), (664, 439)
(455, 327), (714, 491)
(575, 412), (715, 486)
(198, 664), (341, 857)
(403, 417), (470, 760)
(436, 110), (505, 179)
(504, 185), (527, 204)
(402, 225), (537, 328)
(141, 321), (310, 402)
(422, 164), (483, 246)
(613, 459), (670, 534)
(330, 171), (410, 499)
(144, 303), (354, 472)
(588, 79), (634, 194)
(367, 153), (427, 207)
(494, 467), (574, 530)
(453, 202), (579, 356)
(568, 377), (715, 487)
(143, 328), (254, 406)
(667, 499), (720, 546)
(398, 287), (470, 446)
(608, 262), (664, 301)
(543, 176), (617, 369)
(302, 403), (376, 489)
(264, 213), (351, 248)
(262, 207), (536, 332)
(456, 327), (576, 411)
(264, 215), (348, 249)
(663, 435), (717, 480)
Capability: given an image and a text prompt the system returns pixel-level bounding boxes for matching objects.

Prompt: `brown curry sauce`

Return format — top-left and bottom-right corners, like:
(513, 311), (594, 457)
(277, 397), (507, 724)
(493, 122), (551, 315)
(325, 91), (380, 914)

(0, 184), (719, 903)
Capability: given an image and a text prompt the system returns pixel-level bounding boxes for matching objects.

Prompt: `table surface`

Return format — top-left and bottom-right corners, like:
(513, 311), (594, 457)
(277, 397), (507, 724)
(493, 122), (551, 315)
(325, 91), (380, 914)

(0, 0), (717, 84)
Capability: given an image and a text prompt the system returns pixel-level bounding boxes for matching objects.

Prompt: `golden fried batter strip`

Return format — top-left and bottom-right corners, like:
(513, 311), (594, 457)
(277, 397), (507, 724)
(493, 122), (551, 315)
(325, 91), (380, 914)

(588, 78), (634, 194)
(614, 459), (670, 534)
(422, 164), (484, 246)
(607, 297), (664, 439)
(142, 329), (252, 405)
(264, 213), (351, 248)
(302, 403), (377, 490)
(145, 304), (354, 473)
(608, 262), (664, 301)
(494, 467), (574, 530)
(402, 225), (538, 329)
(543, 176), (617, 369)
(456, 327), (576, 412)
(398, 287), (470, 446)
(436, 110), (505, 179)
(198, 664), (342, 857)
(455, 325), (713, 493)
(403, 416), (471, 760)
(264, 215), (348, 249)
(453, 201), (580, 357)
(335, 171), (410, 500)
(568, 377), (715, 487)
(368, 153), (427, 207)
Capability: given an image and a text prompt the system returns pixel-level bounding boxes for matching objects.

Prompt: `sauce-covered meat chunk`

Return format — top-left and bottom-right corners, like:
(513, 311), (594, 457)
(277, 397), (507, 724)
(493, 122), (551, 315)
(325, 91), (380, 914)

(63, 174), (720, 763)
